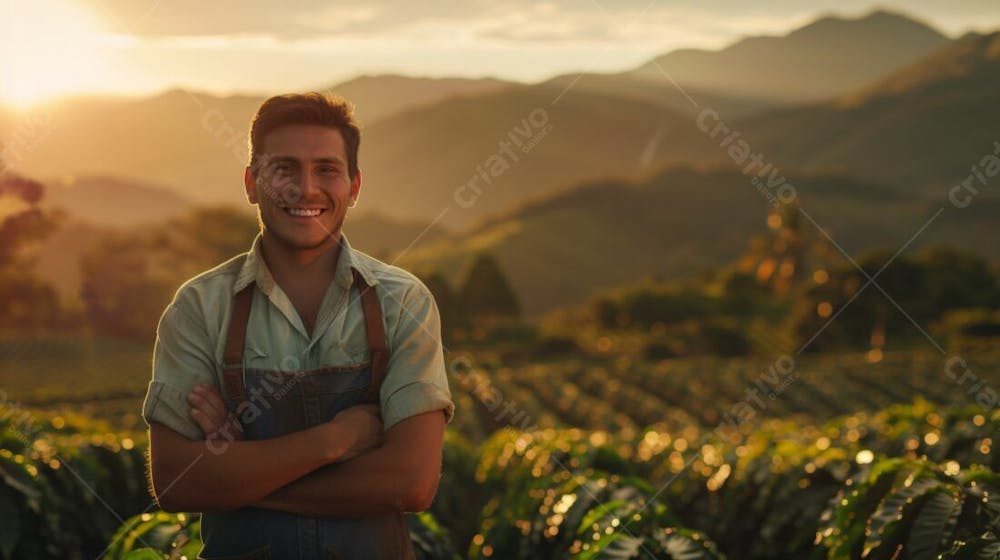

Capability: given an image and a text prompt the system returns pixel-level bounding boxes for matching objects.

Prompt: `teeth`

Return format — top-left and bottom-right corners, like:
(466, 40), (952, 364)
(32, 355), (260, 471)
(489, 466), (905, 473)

(284, 207), (323, 217)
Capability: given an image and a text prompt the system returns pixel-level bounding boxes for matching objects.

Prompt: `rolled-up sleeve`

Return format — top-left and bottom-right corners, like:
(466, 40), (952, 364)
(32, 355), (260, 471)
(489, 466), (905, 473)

(380, 284), (455, 431)
(141, 288), (217, 440)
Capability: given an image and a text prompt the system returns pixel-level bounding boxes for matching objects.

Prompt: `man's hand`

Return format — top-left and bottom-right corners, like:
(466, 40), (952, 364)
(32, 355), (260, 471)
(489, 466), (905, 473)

(254, 410), (446, 518)
(151, 393), (388, 512)
(330, 404), (384, 461)
(186, 384), (231, 437)
(186, 385), (383, 461)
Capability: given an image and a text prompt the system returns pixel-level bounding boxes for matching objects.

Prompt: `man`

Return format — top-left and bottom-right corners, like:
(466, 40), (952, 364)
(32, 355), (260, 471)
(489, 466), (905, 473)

(142, 92), (455, 559)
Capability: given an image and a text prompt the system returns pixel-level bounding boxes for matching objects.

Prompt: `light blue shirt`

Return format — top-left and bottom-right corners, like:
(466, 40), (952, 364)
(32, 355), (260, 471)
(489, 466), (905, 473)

(142, 232), (455, 440)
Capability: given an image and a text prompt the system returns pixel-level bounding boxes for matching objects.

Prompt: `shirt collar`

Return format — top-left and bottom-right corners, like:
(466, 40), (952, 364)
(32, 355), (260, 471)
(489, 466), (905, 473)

(234, 232), (377, 294)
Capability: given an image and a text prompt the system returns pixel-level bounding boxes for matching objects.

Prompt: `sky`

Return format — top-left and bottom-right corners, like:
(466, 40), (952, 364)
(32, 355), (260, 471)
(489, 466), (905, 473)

(2, 0), (1000, 108)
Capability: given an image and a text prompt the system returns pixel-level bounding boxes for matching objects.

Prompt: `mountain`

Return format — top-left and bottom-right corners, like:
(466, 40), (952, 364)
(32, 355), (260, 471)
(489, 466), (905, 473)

(842, 30), (1000, 104)
(398, 165), (991, 315)
(344, 210), (451, 260)
(43, 174), (194, 228)
(632, 10), (950, 103)
(737, 31), (1000, 194)
(5, 90), (262, 206)
(30, 202), (452, 304)
(327, 74), (515, 122)
(359, 82), (721, 228)
(540, 71), (777, 118)
(1, 12), (989, 235)
(3, 76), (521, 207)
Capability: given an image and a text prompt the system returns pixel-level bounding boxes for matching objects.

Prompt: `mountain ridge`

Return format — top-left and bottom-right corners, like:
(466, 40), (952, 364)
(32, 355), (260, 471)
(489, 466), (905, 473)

(631, 9), (950, 102)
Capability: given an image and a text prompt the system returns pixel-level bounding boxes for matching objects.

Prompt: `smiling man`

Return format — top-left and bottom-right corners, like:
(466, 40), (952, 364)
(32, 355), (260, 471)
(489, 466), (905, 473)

(141, 92), (455, 559)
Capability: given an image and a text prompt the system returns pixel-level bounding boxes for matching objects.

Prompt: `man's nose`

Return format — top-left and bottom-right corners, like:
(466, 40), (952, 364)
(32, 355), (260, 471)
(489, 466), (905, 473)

(296, 169), (322, 200)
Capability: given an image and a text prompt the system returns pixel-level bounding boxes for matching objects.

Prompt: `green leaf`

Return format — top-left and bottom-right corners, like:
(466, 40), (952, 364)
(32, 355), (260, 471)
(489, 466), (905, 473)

(906, 488), (961, 560)
(655, 529), (725, 560)
(863, 474), (942, 556)
(0, 483), (20, 560)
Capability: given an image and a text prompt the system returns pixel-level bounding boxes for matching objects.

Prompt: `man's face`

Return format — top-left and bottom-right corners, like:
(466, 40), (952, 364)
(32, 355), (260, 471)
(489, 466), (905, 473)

(245, 124), (360, 250)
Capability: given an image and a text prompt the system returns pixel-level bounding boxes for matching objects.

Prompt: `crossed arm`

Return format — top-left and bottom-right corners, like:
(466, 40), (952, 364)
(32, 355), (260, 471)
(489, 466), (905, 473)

(257, 409), (445, 517)
(147, 385), (446, 518)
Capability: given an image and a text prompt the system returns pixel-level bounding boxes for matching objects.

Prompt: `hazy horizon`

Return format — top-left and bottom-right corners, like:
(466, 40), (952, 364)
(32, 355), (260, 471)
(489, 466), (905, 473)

(3, 0), (1000, 109)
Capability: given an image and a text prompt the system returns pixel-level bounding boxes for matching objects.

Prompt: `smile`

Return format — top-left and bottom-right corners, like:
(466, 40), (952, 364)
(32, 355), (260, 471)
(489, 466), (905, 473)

(281, 207), (327, 217)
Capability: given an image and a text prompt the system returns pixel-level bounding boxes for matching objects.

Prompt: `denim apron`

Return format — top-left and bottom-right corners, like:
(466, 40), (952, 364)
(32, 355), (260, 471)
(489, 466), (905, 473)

(197, 269), (416, 560)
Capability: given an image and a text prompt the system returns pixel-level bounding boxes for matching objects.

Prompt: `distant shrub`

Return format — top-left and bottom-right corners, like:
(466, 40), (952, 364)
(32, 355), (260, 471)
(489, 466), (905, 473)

(643, 340), (677, 361)
(532, 334), (580, 358)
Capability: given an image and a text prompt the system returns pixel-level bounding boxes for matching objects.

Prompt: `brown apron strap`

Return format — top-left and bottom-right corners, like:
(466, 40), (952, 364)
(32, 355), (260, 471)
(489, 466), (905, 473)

(219, 271), (387, 435)
(221, 283), (254, 438)
(353, 269), (388, 402)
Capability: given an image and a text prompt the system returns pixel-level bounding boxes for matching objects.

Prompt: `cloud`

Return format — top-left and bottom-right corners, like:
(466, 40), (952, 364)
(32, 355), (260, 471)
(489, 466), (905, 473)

(85, 0), (491, 40)
(83, 0), (759, 46)
(84, 0), (1000, 47)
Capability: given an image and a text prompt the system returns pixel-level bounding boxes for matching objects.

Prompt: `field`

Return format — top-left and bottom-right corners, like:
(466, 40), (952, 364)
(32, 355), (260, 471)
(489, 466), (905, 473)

(1, 334), (998, 559)
(0, 333), (151, 428)
(4, 5), (1000, 559)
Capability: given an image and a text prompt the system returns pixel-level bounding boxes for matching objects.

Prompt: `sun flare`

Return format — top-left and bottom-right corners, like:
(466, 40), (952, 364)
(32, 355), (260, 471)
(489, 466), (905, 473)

(0, 0), (111, 108)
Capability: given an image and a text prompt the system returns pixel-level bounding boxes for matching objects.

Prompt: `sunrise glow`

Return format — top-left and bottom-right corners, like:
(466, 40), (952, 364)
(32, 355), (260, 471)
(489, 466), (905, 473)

(0, 0), (112, 108)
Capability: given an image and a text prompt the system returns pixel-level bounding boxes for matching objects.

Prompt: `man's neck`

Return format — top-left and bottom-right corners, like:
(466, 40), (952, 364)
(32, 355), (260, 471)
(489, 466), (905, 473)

(259, 232), (342, 293)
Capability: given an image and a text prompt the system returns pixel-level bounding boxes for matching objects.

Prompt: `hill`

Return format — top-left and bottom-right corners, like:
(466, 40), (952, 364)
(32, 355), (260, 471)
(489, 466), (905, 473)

(398, 165), (992, 315)
(326, 74), (515, 122)
(3, 12), (993, 234)
(359, 83), (719, 228)
(3, 76), (521, 207)
(539, 71), (777, 118)
(5, 90), (262, 206)
(738, 31), (1000, 194)
(632, 10), (949, 103)
(43, 174), (194, 227)
(28, 198), (451, 305)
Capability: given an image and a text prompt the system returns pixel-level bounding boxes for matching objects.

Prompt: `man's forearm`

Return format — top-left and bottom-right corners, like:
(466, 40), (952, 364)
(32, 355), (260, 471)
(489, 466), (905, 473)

(255, 443), (430, 518)
(149, 420), (352, 512)
(255, 411), (446, 518)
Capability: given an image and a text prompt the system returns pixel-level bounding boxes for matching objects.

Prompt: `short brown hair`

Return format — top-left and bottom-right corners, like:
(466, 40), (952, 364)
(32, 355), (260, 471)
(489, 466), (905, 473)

(248, 92), (361, 179)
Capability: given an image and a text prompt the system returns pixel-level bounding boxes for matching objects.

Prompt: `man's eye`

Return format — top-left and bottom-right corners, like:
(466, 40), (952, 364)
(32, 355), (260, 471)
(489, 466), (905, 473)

(319, 167), (337, 174)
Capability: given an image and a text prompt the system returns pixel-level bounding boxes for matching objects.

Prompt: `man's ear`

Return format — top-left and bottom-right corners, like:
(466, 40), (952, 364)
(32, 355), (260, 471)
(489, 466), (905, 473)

(244, 166), (258, 205)
(349, 168), (362, 208)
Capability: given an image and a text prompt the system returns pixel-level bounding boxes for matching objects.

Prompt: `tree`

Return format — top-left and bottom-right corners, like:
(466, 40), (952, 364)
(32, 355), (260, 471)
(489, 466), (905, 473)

(0, 171), (61, 329)
(737, 201), (840, 296)
(80, 235), (175, 338)
(791, 247), (1000, 352)
(79, 206), (257, 338)
(0, 172), (53, 267)
(418, 271), (461, 338)
(148, 205), (257, 281)
(457, 253), (519, 322)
